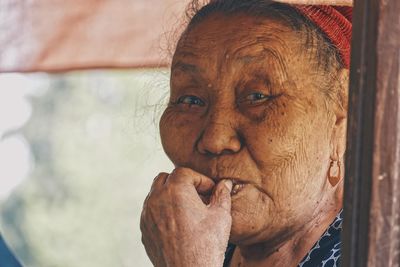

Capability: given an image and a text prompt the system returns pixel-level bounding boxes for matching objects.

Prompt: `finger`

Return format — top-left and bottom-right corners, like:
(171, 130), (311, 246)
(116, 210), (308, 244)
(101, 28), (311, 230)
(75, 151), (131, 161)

(150, 172), (169, 191)
(167, 167), (215, 194)
(144, 172), (169, 205)
(209, 179), (232, 212)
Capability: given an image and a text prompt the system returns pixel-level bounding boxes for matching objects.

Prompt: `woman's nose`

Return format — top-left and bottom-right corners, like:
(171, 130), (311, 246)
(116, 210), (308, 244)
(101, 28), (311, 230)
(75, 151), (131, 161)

(196, 118), (242, 156)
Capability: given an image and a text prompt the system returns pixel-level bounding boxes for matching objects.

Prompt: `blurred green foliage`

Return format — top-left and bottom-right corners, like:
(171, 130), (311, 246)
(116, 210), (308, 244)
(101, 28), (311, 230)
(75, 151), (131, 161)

(0, 70), (173, 267)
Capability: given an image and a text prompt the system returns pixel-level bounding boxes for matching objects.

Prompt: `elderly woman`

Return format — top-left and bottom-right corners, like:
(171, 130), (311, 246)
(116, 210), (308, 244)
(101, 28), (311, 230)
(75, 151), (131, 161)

(140, 0), (352, 266)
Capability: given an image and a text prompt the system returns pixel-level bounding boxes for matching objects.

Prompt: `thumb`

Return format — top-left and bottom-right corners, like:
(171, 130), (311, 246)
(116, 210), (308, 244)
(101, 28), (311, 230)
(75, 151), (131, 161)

(209, 179), (232, 212)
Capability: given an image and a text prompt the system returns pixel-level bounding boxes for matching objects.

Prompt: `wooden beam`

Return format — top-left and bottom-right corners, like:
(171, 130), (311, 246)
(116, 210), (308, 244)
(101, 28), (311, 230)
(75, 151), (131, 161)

(342, 0), (400, 266)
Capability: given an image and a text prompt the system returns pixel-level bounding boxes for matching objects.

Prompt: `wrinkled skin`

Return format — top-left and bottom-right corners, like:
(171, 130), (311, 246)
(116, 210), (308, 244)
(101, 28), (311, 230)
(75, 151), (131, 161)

(141, 169), (233, 267)
(141, 12), (348, 267)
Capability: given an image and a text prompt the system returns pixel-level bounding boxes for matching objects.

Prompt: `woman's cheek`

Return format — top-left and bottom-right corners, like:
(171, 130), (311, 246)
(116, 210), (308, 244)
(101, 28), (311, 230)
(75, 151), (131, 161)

(160, 109), (200, 164)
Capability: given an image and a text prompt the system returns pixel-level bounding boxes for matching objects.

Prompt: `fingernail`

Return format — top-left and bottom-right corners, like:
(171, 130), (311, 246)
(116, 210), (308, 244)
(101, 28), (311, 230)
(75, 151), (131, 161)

(223, 179), (233, 191)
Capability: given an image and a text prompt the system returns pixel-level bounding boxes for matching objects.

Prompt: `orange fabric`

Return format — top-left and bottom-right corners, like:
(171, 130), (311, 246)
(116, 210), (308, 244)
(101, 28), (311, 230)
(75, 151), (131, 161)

(0, 0), (188, 72)
(294, 5), (353, 68)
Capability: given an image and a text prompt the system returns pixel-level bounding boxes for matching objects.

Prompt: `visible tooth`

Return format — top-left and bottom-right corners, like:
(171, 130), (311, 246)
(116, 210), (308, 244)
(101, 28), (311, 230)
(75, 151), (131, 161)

(231, 184), (243, 195)
(233, 184), (240, 192)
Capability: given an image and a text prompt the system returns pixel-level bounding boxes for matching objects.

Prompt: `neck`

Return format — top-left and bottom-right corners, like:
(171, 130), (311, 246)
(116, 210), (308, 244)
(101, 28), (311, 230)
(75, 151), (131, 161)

(232, 186), (343, 267)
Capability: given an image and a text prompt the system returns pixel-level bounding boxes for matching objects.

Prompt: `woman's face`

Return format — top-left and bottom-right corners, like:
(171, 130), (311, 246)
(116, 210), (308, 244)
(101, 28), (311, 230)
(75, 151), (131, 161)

(160, 13), (340, 245)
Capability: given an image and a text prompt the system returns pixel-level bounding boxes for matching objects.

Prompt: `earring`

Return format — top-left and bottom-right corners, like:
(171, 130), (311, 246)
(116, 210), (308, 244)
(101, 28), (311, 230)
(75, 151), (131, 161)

(328, 160), (341, 186)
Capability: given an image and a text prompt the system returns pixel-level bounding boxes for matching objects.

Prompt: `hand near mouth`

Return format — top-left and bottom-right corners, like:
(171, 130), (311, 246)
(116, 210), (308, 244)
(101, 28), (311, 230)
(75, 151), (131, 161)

(140, 167), (233, 267)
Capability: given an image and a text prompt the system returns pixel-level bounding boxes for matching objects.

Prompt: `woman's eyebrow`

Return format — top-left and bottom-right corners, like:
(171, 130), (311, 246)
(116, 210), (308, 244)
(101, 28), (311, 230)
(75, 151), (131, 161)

(235, 47), (281, 64)
(234, 46), (289, 80)
(171, 61), (199, 74)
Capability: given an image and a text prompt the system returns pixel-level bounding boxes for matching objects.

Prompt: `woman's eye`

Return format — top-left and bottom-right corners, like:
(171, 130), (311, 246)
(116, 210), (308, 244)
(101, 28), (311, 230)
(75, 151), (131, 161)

(245, 92), (270, 103)
(176, 95), (205, 107)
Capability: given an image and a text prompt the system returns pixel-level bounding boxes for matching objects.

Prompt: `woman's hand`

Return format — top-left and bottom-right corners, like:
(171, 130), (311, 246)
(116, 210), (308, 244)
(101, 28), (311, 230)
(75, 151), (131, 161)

(140, 167), (233, 267)
(273, 0), (353, 6)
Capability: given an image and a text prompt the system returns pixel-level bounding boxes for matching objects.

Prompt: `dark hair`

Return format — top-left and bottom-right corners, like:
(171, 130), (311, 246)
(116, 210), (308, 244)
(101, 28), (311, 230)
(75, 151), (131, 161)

(176, 0), (345, 107)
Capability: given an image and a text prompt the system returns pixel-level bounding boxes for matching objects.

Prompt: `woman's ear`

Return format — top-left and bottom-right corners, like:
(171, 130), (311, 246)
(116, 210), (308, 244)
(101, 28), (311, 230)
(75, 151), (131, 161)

(330, 68), (349, 161)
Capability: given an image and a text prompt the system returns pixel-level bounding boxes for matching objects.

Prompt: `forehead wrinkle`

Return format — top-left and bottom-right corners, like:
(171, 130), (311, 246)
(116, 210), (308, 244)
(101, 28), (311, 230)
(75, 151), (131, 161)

(256, 34), (291, 81)
(228, 42), (290, 82)
(173, 18), (295, 85)
(224, 25), (291, 74)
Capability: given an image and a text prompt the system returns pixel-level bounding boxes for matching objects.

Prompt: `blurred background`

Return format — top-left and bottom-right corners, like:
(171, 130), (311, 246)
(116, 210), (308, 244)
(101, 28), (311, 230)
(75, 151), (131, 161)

(0, 70), (174, 267)
(0, 0), (189, 266)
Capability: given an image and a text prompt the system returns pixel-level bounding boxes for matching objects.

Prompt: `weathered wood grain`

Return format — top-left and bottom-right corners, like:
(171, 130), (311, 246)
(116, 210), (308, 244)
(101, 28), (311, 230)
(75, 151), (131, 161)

(342, 0), (400, 266)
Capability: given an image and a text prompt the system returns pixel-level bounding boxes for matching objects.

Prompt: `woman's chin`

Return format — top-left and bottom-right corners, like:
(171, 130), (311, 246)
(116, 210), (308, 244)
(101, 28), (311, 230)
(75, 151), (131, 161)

(229, 205), (262, 244)
(229, 185), (276, 245)
(229, 225), (265, 246)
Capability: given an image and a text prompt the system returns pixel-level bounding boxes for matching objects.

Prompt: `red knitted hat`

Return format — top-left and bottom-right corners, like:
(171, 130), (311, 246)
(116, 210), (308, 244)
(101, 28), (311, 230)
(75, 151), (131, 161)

(206, 1), (352, 68)
(293, 5), (353, 68)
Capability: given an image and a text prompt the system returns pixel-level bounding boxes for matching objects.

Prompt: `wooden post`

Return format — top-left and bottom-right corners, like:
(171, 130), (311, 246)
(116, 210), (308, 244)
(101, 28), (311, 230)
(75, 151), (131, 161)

(342, 0), (400, 266)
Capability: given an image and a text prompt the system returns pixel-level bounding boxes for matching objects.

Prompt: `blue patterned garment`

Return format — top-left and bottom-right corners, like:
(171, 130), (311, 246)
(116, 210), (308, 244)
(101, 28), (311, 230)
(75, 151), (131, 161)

(223, 210), (343, 267)
(298, 210), (343, 267)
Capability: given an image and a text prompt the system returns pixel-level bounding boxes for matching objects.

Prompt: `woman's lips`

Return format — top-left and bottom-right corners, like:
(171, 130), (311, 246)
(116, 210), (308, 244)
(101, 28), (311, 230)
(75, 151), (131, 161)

(199, 179), (247, 205)
(212, 177), (250, 196)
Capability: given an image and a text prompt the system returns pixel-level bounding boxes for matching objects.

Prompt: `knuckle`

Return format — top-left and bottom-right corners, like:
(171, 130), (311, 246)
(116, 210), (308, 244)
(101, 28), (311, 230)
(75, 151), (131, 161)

(168, 167), (198, 188)
(153, 172), (168, 182)
(150, 173), (168, 190)
(169, 167), (191, 182)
